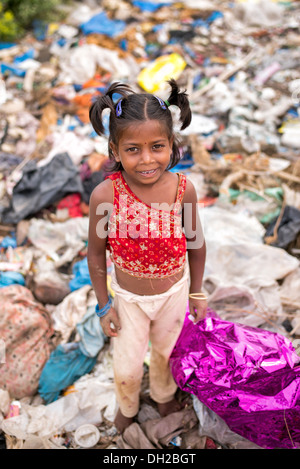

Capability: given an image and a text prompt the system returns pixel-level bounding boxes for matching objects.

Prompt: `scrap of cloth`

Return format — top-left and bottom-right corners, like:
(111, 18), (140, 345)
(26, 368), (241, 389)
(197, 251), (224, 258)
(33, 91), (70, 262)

(170, 308), (300, 449)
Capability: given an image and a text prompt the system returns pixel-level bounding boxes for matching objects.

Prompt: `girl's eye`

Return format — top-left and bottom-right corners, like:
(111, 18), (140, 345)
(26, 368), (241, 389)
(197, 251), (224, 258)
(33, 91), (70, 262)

(126, 147), (138, 152)
(153, 144), (165, 149)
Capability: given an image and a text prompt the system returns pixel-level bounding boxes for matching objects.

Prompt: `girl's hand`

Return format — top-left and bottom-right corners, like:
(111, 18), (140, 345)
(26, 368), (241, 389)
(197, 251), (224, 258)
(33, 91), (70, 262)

(100, 306), (121, 337)
(189, 297), (207, 323)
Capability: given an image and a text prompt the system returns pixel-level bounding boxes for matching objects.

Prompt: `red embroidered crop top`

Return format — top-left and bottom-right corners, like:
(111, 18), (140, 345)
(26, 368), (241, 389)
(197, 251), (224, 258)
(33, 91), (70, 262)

(106, 171), (187, 279)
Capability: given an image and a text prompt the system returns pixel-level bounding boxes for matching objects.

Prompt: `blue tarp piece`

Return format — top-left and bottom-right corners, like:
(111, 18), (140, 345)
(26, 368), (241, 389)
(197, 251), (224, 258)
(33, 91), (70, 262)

(80, 12), (126, 37)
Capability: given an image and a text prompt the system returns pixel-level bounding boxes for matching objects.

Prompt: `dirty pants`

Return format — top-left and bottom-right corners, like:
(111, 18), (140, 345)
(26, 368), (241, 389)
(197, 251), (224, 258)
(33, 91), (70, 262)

(110, 264), (189, 418)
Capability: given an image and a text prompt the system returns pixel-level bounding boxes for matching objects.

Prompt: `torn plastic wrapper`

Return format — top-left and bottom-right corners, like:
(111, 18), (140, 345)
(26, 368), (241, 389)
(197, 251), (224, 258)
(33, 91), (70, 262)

(170, 309), (300, 449)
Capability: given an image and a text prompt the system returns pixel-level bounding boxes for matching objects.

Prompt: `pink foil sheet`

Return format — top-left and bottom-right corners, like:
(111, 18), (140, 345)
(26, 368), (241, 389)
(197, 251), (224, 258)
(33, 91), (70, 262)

(170, 309), (300, 449)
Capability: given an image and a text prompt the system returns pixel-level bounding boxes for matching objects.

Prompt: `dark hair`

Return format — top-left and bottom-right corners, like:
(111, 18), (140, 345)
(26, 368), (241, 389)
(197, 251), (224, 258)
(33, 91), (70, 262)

(89, 79), (192, 172)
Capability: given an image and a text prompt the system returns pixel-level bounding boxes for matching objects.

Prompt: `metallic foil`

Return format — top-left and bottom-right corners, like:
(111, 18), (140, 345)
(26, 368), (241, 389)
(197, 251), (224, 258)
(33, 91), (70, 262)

(170, 309), (300, 449)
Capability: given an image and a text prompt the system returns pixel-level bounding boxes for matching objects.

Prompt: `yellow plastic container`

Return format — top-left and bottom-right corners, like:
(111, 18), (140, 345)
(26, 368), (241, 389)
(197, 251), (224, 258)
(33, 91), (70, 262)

(137, 53), (186, 93)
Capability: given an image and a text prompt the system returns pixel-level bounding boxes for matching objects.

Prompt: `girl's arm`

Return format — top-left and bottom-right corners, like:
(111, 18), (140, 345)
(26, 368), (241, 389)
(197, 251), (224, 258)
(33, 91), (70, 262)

(183, 178), (207, 322)
(87, 179), (121, 337)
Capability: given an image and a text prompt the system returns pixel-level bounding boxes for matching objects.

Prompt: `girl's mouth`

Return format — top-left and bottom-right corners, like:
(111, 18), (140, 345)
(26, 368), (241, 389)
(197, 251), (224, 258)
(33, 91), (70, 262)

(138, 169), (158, 177)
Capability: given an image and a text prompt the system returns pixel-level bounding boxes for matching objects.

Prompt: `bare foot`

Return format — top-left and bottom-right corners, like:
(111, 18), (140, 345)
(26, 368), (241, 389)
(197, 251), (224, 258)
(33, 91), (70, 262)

(157, 398), (184, 417)
(114, 409), (134, 433)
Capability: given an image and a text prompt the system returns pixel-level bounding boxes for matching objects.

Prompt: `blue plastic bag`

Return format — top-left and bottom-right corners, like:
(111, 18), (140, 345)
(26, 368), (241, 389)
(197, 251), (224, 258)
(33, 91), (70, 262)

(13, 48), (35, 64)
(132, 1), (169, 12)
(80, 12), (126, 37)
(0, 272), (25, 288)
(0, 235), (17, 249)
(69, 257), (92, 291)
(0, 63), (26, 77)
(38, 343), (97, 404)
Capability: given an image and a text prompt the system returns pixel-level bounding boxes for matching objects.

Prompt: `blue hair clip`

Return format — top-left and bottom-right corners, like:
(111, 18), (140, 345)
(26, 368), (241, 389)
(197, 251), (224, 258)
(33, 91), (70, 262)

(116, 99), (123, 117)
(154, 95), (167, 110)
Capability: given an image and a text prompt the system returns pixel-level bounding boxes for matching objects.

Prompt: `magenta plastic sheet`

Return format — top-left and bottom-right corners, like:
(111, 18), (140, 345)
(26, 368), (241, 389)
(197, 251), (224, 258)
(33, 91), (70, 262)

(170, 309), (300, 449)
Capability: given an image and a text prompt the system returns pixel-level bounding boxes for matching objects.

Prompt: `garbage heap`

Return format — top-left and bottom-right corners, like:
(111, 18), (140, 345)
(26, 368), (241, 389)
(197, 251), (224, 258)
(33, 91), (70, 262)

(0, 0), (300, 450)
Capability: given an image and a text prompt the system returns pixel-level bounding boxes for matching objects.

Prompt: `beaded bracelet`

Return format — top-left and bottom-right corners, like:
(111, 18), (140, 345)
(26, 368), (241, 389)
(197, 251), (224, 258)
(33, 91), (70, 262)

(189, 293), (207, 300)
(95, 297), (112, 318)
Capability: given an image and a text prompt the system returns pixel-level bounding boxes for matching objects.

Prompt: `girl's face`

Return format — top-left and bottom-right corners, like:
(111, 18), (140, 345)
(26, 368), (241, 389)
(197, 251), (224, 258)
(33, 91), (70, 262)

(111, 120), (173, 186)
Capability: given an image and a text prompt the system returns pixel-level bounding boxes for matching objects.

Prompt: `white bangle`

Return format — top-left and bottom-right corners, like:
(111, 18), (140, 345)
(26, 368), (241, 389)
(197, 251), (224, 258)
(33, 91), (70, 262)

(189, 293), (207, 300)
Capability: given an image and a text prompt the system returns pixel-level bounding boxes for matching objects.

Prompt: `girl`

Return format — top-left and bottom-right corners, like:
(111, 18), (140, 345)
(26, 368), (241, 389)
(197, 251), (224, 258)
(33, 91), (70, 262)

(87, 79), (207, 433)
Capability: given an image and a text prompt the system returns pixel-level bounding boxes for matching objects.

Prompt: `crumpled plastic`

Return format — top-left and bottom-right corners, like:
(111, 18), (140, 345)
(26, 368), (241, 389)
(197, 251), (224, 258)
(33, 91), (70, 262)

(201, 205), (299, 327)
(51, 285), (97, 343)
(192, 397), (261, 449)
(170, 309), (300, 449)
(137, 53), (186, 93)
(1, 152), (83, 225)
(27, 216), (88, 267)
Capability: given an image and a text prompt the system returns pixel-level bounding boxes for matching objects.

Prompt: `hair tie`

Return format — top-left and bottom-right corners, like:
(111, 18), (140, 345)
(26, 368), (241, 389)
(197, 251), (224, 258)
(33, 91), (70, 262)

(116, 99), (123, 117)
(154, 95), (167, 110)
(164, 99), (170, 107)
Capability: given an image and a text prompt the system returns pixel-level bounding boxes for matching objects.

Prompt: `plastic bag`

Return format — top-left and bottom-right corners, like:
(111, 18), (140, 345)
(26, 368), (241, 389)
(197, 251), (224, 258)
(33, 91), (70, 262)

(80, 12), (126, 37)
(69, 257), (92, 291)
(192, 397), (260, 449)
(1, 153), (83, 225)
(0, 271), (25, 287)
(170, 309), (300, 449)
(137, 53), (186, 93)
(27, 216), (88, 268)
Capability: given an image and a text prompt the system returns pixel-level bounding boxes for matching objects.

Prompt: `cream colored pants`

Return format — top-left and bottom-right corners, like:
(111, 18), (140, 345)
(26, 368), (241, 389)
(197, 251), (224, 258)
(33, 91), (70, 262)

(110, 264), (189, 418)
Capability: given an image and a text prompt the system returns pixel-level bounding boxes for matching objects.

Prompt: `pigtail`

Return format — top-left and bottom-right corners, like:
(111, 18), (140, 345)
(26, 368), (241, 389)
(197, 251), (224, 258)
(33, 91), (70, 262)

(89, 82), (134, 136)
(166, 79), (192, 130)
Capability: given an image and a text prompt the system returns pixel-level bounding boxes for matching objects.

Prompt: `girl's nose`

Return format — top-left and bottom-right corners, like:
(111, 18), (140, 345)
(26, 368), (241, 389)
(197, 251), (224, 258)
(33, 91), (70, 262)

(141, 149), (152, 163)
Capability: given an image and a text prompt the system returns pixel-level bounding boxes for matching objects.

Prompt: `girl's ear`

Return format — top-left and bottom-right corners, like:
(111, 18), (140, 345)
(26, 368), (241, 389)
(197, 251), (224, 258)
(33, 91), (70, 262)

(110, 142), (120, 162)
